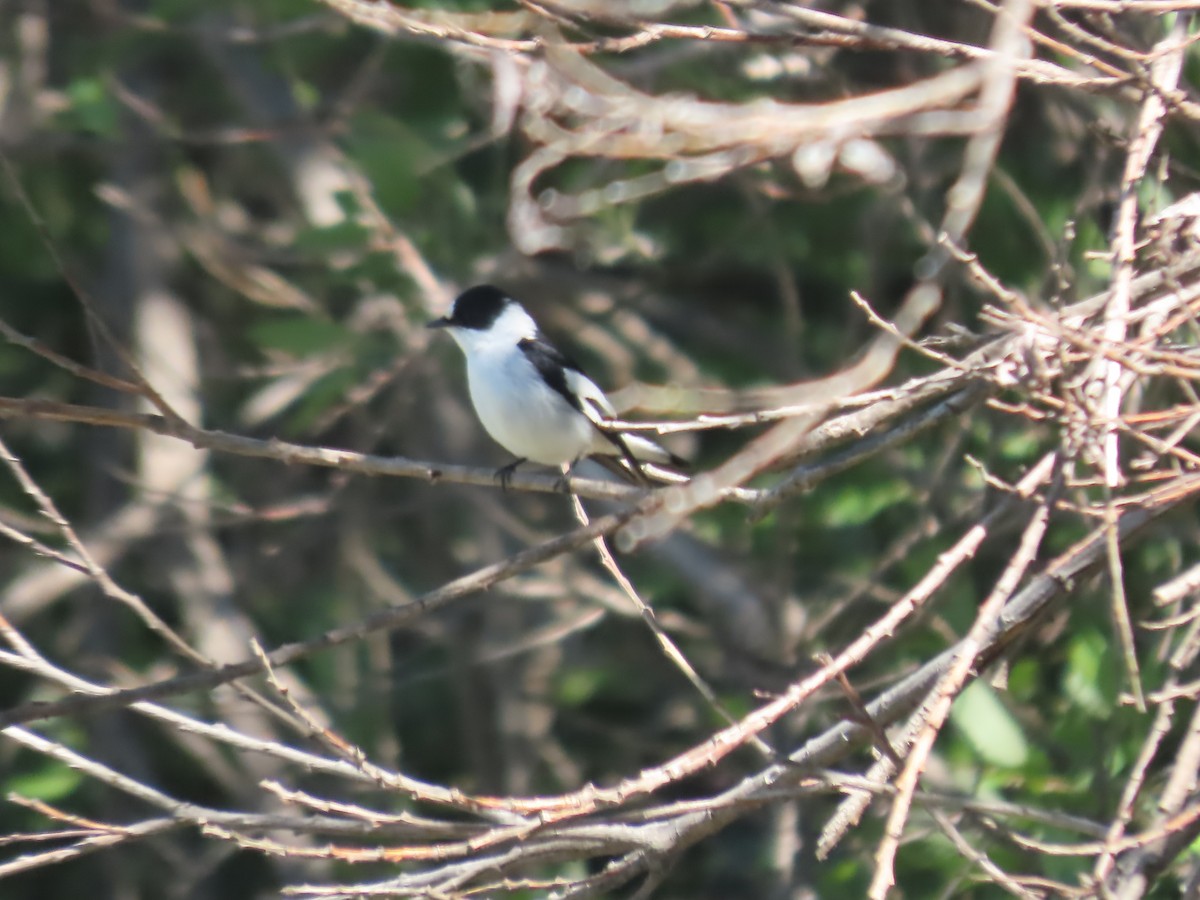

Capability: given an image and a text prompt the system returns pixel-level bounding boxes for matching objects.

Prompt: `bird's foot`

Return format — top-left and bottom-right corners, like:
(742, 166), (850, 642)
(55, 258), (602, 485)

(554, 461), (577, 494)
(494, 458), (527, 491)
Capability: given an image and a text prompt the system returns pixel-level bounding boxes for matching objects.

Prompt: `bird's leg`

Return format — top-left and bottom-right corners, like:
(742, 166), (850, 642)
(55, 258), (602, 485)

(555, 461), (577, 494)
(494, 457), (527, 491)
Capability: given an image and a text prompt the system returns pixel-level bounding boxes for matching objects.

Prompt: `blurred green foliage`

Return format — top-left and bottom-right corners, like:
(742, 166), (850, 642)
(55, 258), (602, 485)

(1, 2), (1199, 898)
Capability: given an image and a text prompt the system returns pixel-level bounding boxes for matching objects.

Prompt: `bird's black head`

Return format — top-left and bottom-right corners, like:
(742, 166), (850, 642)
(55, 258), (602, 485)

(428, 285), (511, 331)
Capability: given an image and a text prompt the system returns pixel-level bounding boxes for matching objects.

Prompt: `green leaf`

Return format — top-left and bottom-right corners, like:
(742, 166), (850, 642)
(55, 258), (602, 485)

(248, 317), (352, 358)
(291, 218), (372, 254)
(8, 762), (83, 802)
(1006, 657), (1041, 703)
(950, 680), (1030, 768)
(63, 78), (118, 136)
(557, 667), (606, 707)
(998, 428), (1043, 463)
(1063, 629), (1111, 718)
(821, 478), (910, 528)
(285, 366), (359, 432)
(345, 112), (436, 215)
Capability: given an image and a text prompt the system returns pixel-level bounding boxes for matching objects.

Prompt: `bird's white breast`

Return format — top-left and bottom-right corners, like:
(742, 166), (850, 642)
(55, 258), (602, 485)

(465, 346), (595, 466)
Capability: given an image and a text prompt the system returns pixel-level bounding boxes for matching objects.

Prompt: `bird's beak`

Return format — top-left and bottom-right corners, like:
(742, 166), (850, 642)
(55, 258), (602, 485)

(427, 316), (452, 330)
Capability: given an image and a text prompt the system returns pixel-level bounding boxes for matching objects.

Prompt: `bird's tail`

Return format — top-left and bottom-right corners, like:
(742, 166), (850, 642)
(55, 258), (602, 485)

(621, 433), (687, 467)
(589, 453), (689, 486)
(590, 430), (688, 485)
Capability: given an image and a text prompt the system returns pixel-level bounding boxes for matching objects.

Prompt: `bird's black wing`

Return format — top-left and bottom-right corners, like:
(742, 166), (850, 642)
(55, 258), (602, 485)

(517, 335), (587, 414)
(517, 335), (648, 481)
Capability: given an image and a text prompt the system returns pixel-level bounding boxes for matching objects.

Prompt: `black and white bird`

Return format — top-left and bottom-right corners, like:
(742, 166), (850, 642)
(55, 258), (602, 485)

(428, 285), (686, 485)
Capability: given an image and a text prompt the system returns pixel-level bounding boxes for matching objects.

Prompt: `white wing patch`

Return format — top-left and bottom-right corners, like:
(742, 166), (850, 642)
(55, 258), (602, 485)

(564, 370), (616, 424)
(564, 369), (677, 466)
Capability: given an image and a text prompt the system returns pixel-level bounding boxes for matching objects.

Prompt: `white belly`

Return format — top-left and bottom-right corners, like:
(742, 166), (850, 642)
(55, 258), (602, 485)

(466, 353), (594, 465)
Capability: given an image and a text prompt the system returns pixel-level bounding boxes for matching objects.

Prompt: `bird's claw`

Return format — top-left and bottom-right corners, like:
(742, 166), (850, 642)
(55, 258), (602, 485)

(494, 458), (526, 491)
(554, 464), (575, 494)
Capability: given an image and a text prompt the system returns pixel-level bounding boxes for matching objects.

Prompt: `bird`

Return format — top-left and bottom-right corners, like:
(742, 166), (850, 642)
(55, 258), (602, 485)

(427, 284), (687, 487)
